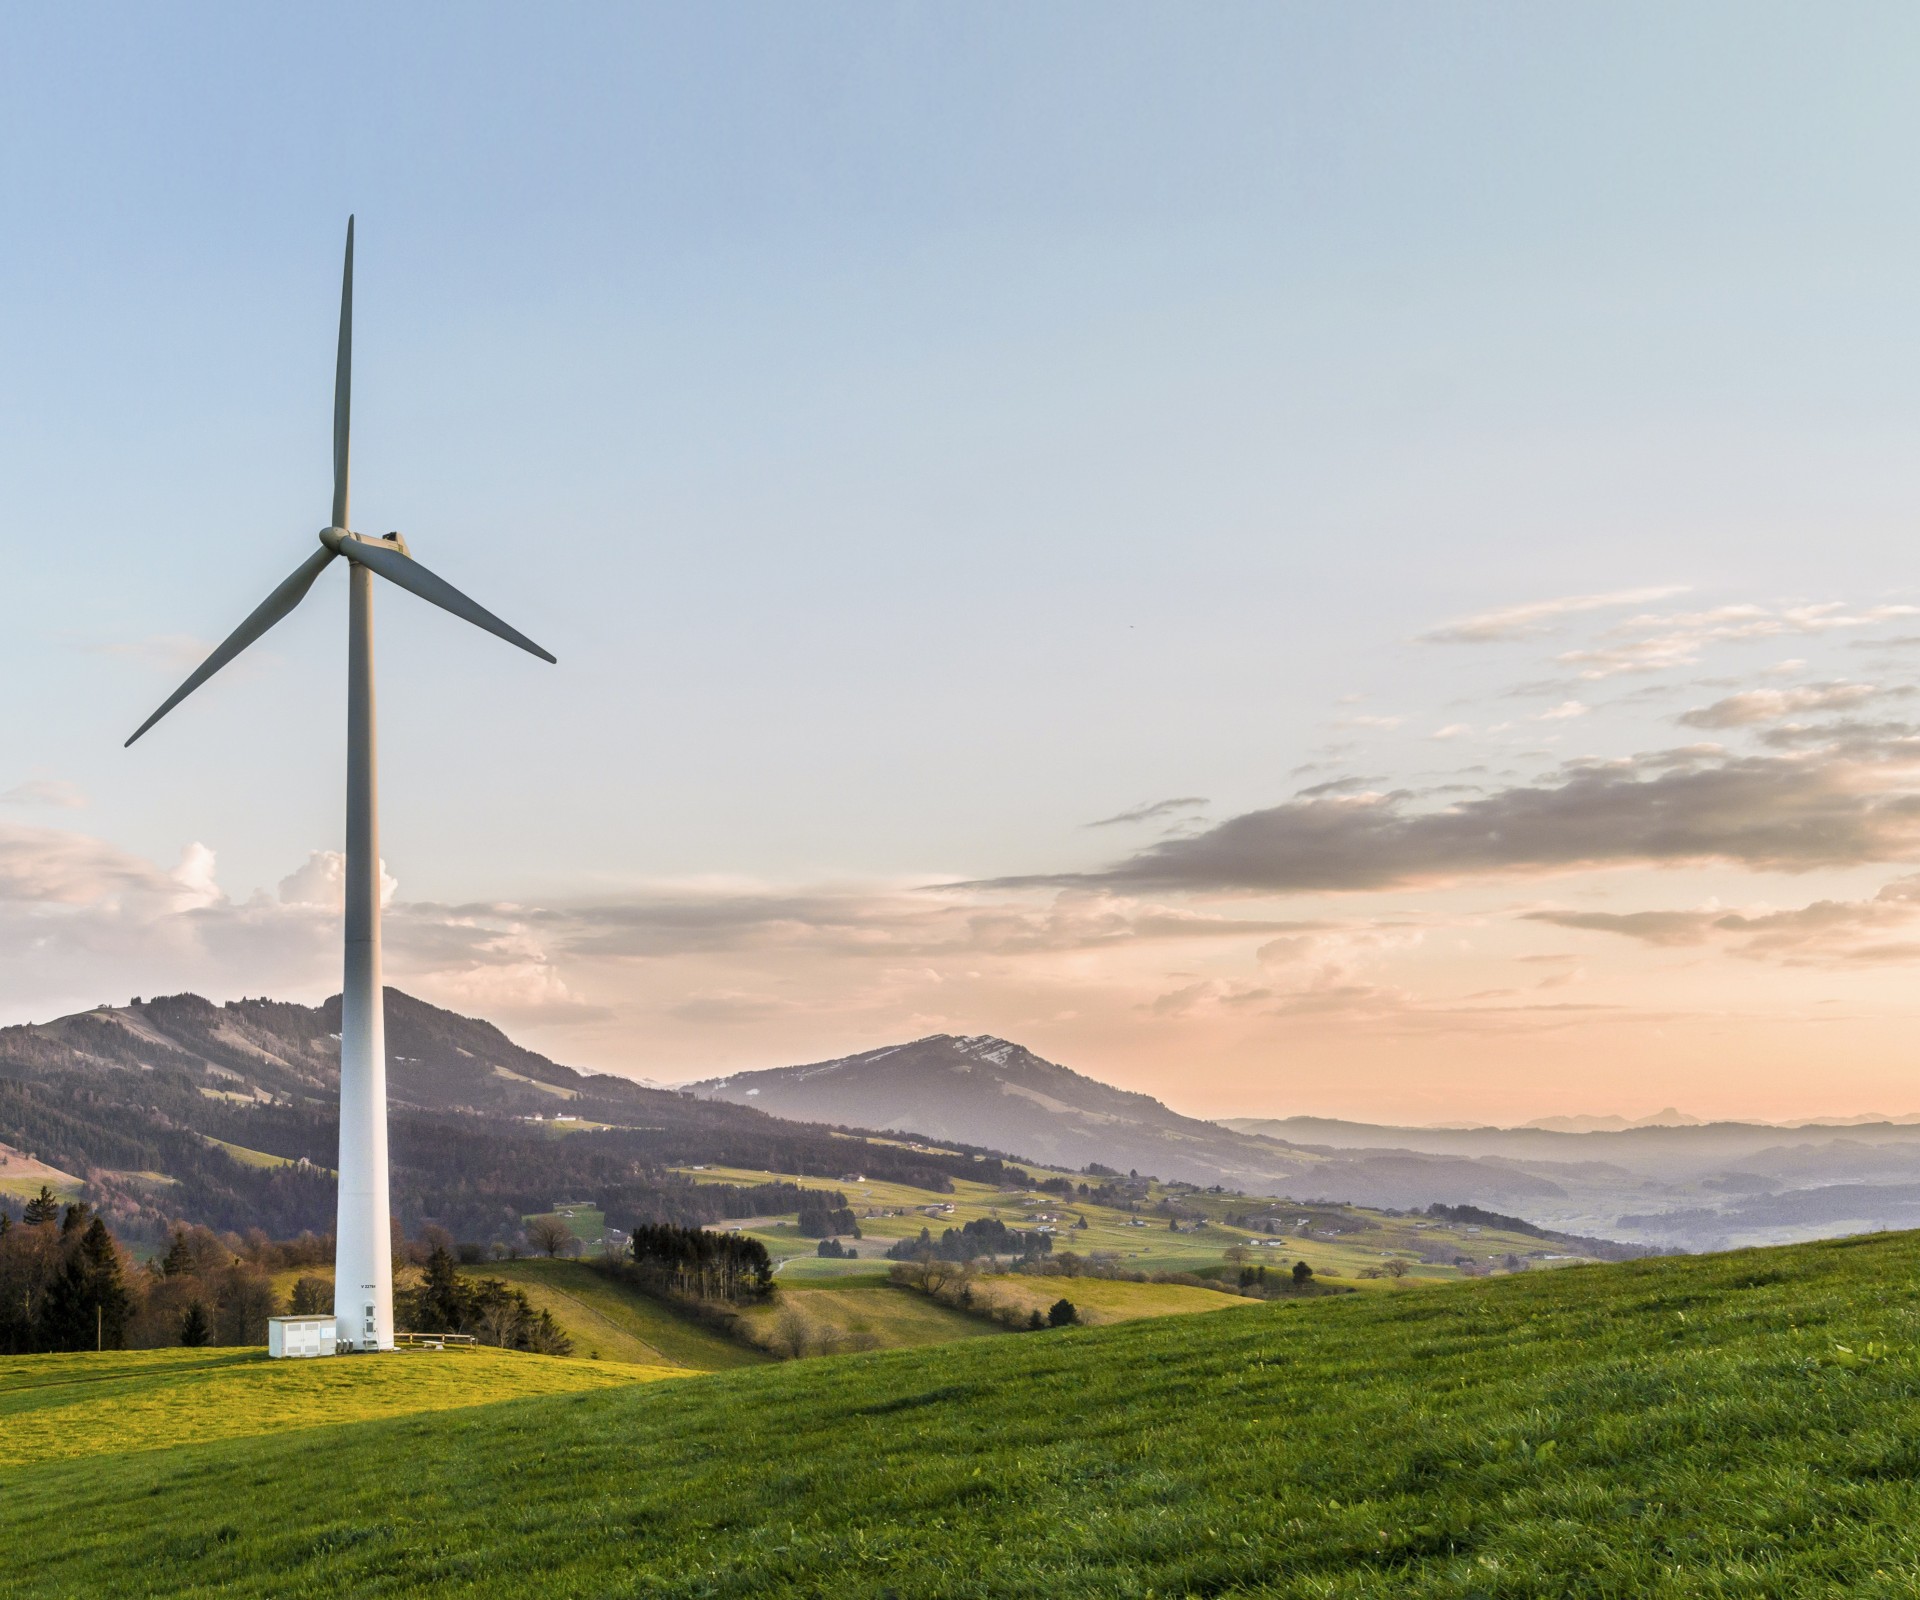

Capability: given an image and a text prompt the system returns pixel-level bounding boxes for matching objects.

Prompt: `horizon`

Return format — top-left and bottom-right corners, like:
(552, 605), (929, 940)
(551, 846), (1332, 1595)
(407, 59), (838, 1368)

(13, 7), (1920, 1124)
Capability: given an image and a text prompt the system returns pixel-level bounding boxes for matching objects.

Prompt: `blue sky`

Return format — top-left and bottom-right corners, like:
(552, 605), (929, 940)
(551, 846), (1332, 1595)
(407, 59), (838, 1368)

(10, 6), (1920, 1119)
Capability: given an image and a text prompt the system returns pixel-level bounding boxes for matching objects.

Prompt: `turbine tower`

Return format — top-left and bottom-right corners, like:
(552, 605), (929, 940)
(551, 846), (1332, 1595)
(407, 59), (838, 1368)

(126, 219), (555, 1352)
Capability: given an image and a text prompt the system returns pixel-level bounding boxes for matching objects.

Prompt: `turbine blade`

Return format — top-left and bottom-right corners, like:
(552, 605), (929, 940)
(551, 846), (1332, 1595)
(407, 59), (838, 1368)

(125, 546), (338, 747)
(343, 538), (556, 664)
(332, 216), (354, 530)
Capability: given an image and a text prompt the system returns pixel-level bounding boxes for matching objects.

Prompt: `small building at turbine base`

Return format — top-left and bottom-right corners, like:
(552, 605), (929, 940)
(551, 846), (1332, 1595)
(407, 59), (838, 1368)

(268, 1315), (338, 1358)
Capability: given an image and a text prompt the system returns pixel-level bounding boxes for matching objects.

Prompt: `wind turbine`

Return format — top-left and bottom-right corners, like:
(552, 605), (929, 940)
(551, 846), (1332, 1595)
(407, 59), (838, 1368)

(126, 218), (555, 1352)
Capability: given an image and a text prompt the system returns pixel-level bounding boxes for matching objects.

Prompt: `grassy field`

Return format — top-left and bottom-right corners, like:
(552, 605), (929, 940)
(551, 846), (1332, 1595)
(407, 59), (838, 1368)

(0, 1345), (672, 1470)
(12, 1231), (1920, 1595)
(273, 1259), (768, 1370)
(462, 1259), (769, 1370)
(741, 1279), (1007, 1351)
(677, 1161), (1571, 1283)
(968, 1272), (1248, 1325)
(204, 1136), (301, 1169)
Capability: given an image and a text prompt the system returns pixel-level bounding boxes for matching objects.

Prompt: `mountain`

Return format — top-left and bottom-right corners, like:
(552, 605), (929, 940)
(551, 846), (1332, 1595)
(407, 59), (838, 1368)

(0, 992), (1027, 1245)
(1520, 1108), (1705, 1133)
(687, 1033), (1573, 1211)
(1221, 1114), (1920, 1249)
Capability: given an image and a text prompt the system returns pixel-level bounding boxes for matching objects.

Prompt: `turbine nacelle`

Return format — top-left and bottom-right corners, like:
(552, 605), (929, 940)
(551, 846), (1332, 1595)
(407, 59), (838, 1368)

(322, 527), (411, 559)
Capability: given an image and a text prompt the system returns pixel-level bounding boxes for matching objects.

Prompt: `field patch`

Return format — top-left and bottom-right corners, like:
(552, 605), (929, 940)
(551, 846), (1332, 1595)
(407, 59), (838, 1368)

(0, 1345), (675, 1469)
(738, 1281), (1005, 1354)
(459, 1260), (769, 1370)
(969, 1272), (1245, 1325)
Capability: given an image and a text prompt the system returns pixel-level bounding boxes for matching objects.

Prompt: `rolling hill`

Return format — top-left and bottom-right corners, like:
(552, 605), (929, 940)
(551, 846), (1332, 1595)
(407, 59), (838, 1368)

(8, 1229), (1920, 1596)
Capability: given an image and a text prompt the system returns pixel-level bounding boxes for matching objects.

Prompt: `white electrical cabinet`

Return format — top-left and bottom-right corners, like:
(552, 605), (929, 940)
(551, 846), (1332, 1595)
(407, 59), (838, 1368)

(268, 1315), (338, 1358)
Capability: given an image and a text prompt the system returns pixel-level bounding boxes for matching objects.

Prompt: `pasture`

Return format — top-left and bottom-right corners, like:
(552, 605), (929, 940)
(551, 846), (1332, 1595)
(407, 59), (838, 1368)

(10, 1230), (1920, 1595)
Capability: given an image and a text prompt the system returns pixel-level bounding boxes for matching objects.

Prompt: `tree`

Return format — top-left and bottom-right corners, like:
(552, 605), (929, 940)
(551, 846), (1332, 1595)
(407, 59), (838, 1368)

(527, 1215), (577, 1258)
(1291, 1260), (1314, 1288)
(1046, 1298), (1077, 1327)
(41, 1217), (132, 1350)
(179, 1300), (211, 1347)
(21, 1187), (58, 1226)
(161, 1230), (196, 1278)
(1223, 1244), (1250, 1268)
(1027, 1309), (1045, 1330)
(1381, 1257), (1410, 1279)
(413, 1244), (465, 1333)
(288, 1275), (331, 1315)
(213, 1267), (279, 1345)
(523, 1308), (572, 1356)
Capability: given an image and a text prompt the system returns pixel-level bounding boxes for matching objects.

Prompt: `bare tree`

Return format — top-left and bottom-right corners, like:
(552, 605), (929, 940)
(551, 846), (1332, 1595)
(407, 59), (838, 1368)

(526, 1215), (577, 1259)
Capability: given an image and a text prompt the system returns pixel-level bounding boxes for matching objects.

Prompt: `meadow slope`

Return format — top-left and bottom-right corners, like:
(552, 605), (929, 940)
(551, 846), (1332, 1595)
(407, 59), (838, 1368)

(11, 1233), (1920, 1597)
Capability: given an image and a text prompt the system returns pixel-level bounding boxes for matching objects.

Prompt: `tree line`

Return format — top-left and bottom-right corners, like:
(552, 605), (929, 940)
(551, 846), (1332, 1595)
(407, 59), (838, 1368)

(595, 1222), (773, 1306)
(0, 1187), (297, 1352)
(883, 1217), (1055, 1265)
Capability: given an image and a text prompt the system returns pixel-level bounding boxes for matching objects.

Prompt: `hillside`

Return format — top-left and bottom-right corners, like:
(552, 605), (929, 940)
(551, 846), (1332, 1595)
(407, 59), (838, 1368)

(9, 1231), (1920, 1596)
(689, 1034), (1570, 1211)
(0, 991), (1027, 1245)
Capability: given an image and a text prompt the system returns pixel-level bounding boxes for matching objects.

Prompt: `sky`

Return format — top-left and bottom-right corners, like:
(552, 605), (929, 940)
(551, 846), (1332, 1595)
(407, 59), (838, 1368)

(9, 4), (1920, 1124)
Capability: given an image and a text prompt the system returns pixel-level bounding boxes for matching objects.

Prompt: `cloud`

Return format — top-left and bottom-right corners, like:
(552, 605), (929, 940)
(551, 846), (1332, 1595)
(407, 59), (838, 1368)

(1524, 909), (1721, 947)
(278, 849), (398, 912)
(1, 779), (87, 810)
(1419, 586), (1689, 644)
(995, 737), (1920, 894)
(1558, 603), (1920, 681)
(1085, 796), (1209, 829)
(1536, 701), (1588, 722)
(1525, 874), (1920, 965)
(541, 886), (1319, 961)
(1678, 683), (1903, 729)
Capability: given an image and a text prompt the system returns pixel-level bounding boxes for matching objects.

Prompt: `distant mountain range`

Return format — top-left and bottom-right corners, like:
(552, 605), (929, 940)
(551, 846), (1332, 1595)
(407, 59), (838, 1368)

(692, 1034), (1920, 1251)
(17, 992), (1920, 1255)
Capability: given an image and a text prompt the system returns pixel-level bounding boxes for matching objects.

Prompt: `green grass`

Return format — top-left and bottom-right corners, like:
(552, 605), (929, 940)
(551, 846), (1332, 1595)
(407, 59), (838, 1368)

(524, 1205), (606, 1243)
(676, 1162), (1572, 1283)
(460, 1260), (769, 1370)
(0, 1345), (674, 1470)
(969, 1272), (1246, 1325)
(205, 1136), (300, 1169)
(741, 1281), (1007, 1350)
(16, 1232), (1920, 1595)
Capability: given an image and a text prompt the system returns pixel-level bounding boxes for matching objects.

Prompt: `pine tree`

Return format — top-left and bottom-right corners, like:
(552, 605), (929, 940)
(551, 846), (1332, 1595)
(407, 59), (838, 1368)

(21, 1186), (58, 1226)
(417, 1244), (464, 1333)
(40, 1217), (132, 1351)
(1047, 1297), (1078, 1327)
(161, 1229), (195, 1278)
(179, 1300), (211, 1347)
